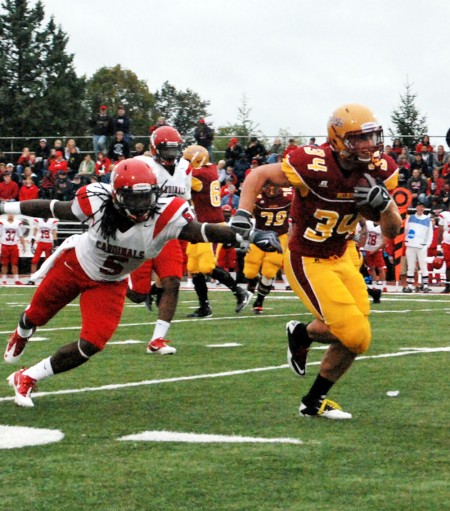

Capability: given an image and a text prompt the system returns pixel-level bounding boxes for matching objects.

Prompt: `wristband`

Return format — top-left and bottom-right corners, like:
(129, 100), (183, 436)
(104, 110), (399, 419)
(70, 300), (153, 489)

(50, 199), (59, 217)
(2, 202), (22, 215)
(200, 222), (209, 242)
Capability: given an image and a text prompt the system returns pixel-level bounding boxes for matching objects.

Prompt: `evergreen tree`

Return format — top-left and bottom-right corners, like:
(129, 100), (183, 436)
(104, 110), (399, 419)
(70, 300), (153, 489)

(0, 0), (86, 139)
(389, 81), (428, 150)
(214, 95), (262, 156)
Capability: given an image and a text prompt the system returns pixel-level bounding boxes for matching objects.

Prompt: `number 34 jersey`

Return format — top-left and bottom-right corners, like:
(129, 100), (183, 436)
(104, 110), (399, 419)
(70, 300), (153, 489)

(70, 182), (194, 282)
(281, 145), (398, 258)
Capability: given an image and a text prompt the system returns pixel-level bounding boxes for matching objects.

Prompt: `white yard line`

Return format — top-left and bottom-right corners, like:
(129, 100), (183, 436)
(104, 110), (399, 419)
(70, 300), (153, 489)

(0, 347), (448, 404)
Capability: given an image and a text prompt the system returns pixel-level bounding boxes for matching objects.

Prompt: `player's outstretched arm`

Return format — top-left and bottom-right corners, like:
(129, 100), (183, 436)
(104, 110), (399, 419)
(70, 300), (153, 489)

(0, 200), (78, 221)
(178, 220), (282, 253)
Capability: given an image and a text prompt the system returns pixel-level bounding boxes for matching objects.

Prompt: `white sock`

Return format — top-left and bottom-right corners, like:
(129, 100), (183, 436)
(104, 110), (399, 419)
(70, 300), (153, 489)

(24, 357), (54, 381)
(14, 274), (19, 280)
(151, 320), (170, 341)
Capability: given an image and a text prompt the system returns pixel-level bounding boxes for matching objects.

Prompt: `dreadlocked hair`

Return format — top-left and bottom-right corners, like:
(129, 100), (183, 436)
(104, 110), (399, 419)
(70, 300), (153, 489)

(78, 184), (121, 241)
(98, 197), (123, 240)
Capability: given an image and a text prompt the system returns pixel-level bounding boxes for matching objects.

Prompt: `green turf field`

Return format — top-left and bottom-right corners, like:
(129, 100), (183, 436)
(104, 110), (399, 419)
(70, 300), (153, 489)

(0, 287), (449, 511)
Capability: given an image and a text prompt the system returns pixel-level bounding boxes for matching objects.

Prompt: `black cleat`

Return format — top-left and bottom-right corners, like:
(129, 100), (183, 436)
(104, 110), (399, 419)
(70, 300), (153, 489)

(235, 288), (253, 313)
(368, 287), (381, 303)
(286, 321), (311, 377)
(187, 306), (213, 318)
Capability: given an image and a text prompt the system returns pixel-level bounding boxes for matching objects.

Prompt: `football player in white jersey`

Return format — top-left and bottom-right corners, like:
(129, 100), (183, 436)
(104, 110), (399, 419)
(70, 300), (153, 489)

(0, 214), (27, 285)
(1, 158), (281, 407)
(29, 217), (58, 282)
(128, 126), (193, 355)
(438, 210), (450, 293)
(361, 220), (387, 287)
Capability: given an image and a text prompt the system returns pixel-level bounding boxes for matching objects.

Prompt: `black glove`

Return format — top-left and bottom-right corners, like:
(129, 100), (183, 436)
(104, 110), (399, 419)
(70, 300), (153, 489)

(354, 173), (391, 213)
(229, 209), (253, 237)
(248, 230), (283, 253)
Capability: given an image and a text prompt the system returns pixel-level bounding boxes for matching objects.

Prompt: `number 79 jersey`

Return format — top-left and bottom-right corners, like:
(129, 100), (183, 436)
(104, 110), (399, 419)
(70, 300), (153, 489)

(71, 183), (194, 281)
(281, 145), (398, 258)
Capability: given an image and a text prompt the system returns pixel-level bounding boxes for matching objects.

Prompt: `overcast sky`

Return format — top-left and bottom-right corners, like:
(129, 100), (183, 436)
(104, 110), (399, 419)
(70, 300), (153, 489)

(38, 0), (449, 145)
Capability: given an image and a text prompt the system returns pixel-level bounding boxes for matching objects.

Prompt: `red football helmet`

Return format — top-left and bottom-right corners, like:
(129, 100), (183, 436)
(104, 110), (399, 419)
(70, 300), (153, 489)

(433, 257), (444, 269)
(110, 158), (160, 222)
(150, 126), (182, 167)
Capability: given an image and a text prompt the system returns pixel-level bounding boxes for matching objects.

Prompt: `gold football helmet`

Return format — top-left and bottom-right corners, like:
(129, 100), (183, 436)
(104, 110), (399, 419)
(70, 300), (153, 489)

(182, 145), (209, 169)
(327, 104), (384, 162)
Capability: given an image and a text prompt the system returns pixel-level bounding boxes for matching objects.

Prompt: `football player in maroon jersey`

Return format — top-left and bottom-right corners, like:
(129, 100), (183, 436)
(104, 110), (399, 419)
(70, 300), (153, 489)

(231, 104), (401, 419)
(244, 184), (292, 313)
(183, 145), (252, 317)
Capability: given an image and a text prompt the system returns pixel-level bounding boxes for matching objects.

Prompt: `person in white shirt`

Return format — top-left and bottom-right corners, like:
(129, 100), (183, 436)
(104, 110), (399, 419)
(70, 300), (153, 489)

(29, 217), (58, 283)
(129, 126), (192, 355)
(403, 202), (434, 292)
(1, 157), (281, 407)
(0, 214), (26, 285)
(438, 210), (450, 293)
(362, 220), (387, 287)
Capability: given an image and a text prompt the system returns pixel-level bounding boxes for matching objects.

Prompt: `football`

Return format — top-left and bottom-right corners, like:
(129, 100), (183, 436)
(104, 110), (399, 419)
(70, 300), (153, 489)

(354, 176), (381, 222)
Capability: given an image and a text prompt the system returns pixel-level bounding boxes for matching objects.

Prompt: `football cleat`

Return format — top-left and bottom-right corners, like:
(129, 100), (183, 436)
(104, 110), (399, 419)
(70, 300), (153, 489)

(27, 280), (35, 286)
(402, 287), (413, 293)
(235, 288), (252, 313)
(7, 368), (37, 407)
(4, 329), (35, 364)
(286, 321), (310, 377)
(186, 306), (213, 318)
(146, 338), (177, 355)
(369, 288), (381, 304)
(441, 285), (450, 294)
(299, 398), (352, 420)
(15, 281), (23, 286)
(422, 286), (430, 293)
(253, 305), (263, 314)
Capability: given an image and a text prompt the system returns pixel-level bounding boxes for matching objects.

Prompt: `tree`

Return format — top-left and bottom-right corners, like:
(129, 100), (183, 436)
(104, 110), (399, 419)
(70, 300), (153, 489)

(151, 81), (210, 137)
(0, 0), (86, 138)
(390, 80), (428, 150)
(85, 65), (155, 137)
(214, 95), (262, 157)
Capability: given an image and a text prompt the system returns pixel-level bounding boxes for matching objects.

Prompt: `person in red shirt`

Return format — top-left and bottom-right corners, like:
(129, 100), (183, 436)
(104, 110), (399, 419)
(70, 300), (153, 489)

(19, 177), (40, 201)
(48, 151), (68, 176)
(283, 138), (299, 158)
(94, 152), (112, 183)
(0, 171), (19, 201)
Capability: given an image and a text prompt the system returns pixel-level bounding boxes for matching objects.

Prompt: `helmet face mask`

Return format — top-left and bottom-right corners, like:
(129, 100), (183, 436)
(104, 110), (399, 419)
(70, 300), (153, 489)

(263, 184), (281, 198)
(114, 185), (160, 222)
(150, 126), (182, 168)
(327, 104), (384, 165)
(111, 159), (161, 223)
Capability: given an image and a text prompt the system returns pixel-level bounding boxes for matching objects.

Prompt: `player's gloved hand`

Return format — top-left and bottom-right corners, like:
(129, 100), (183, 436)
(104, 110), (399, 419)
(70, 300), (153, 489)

(354, 173), (392, 213)
(229, 209), (253, 237)
(248, 229), (283, 253)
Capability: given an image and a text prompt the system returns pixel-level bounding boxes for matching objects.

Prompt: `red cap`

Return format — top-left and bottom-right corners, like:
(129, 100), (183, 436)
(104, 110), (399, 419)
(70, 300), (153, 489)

(55, 151), (63, 157)
(198, 118), (205, 124)
(100, 105), (107, 110)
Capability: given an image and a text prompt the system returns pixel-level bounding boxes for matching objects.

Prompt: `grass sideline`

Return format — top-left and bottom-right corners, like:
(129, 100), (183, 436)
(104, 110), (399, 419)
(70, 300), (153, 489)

(0, 287), (449, 511)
